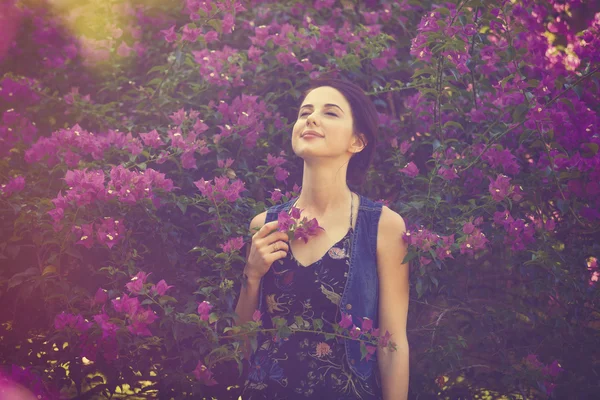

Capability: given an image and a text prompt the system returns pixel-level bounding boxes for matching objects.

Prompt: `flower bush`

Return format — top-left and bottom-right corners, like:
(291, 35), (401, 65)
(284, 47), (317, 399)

(1, 0), (599, 398)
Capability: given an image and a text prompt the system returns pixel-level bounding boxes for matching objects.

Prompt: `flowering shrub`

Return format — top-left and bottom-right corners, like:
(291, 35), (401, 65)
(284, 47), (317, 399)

(1, 0), (599, 398)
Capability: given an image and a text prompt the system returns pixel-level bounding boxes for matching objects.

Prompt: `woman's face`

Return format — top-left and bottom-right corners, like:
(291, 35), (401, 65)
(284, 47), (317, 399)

(291, 86), (363, 161)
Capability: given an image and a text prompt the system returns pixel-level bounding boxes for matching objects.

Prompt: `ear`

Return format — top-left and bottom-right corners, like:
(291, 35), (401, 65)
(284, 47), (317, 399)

(351, 132), (367, 154)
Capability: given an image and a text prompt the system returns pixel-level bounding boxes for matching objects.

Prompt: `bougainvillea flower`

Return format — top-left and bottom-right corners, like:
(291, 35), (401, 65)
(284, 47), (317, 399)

(197, 301), (213, 321)
(193, 362), (217, 386)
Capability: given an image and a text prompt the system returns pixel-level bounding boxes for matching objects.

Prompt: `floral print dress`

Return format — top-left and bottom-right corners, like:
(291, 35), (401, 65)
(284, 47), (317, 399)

(241, 225), (383, 400)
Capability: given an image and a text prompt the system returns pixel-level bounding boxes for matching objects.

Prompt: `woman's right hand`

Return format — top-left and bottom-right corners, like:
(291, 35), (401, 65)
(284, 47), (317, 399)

(244, 220), (290, 282)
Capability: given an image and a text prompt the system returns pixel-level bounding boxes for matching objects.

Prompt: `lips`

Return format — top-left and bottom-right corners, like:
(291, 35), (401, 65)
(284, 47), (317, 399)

(301, 130), (323, 138)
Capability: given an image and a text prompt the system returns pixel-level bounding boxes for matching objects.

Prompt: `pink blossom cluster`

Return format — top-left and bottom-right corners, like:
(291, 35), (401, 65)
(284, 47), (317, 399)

(410, 4), (475, 72)
(268, 183), (302, 204)
(277, 206), (325, 244)
(0, 76), (41, 106)
(219, 236), (244, 253)
(0, 176), (25, 198)
(266, 152), (291, 183)
(493, 210), (536, 252)
(54, 312), (94, 333)
(24, 124), (143, 168)
(140, 108), (212, 169)
(48, 166), (174, 231)
(403, 227), (456, 265)
(54, 273), (172, 362)
(459, 218), (490, 256)
(213, 94), (272, 149)
(488, 174), (524, 202)
(476, 145), (521, 176)
(523, 353), (565, 396)
(0, 109), (38, 157)
(192, 45), (247, 88)
(71, 217), (126, 250)
(194, 175), (247, 203)
(338, 312), (391, 361)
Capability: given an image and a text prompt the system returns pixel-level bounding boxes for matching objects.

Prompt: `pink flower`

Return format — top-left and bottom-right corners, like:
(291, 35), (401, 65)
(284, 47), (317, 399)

(361, 317), (373, 333)
(378, 330), (392, 347)
(72, 223), (95, 249)
(349, 325), (362, 339)
(339, 312), (353, 329)
(252, 309), (262, 322)
(94, 312), (119, 339)
(400, 162), (419, 178)
(54, 312), (93, 333)
(0, 176), (25, 197)
(365, 344), (377, 361)
(93, 288), (108, 305)
(160, 25), (177, 43)
(315, 342), (332, 358)
(269, 189), (283, 202)
(112, 294), (140, 316)
(151, 279), (174, 296)
(197, 301), (213, 321)
(127, 307), (158, 337)
(193, 362), (217, 386)
(125, 271), (150, 295)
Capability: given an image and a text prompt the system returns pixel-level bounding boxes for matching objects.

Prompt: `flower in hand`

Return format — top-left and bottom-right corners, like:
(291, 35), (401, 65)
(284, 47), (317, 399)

(277, 206), (325, 243)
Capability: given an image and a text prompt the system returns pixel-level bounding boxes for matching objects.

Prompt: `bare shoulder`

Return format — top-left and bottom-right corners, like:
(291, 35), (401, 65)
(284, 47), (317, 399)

(249, 211), (268, 234)
(377, 206), (408, 258)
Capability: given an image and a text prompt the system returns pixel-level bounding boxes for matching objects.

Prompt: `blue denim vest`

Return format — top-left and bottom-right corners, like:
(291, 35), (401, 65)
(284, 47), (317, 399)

(257, 192), (383, 380)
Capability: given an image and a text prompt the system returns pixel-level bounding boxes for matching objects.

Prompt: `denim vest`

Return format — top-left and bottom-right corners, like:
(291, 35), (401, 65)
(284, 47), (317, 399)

(257, 192), (383, 380)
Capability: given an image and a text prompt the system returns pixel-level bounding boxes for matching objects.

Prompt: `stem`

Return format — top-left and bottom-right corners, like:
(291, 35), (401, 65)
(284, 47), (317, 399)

(221, 327), (382, 347)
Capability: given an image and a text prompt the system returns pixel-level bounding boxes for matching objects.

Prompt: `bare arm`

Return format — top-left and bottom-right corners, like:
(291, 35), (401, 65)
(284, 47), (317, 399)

(234, 211), (266, 326)
(377, 206), (410, 400)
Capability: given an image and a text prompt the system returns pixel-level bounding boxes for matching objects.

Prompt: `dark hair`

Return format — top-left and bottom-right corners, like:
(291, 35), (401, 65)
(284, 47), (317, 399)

(300, 76), (379, 191)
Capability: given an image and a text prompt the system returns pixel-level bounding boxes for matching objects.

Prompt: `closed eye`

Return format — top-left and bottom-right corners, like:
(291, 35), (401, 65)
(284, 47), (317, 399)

(299, 112), (338, 117)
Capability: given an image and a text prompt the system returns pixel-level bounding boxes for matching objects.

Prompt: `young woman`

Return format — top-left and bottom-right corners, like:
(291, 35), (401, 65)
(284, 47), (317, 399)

(235, 77), (410, 399)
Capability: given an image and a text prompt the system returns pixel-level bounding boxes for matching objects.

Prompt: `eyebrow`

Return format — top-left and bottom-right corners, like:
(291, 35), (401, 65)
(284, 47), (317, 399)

(299, 104), (344, 114)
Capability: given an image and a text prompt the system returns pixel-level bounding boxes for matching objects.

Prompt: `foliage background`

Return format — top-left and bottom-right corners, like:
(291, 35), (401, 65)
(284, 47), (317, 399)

(1, 0), (599, 398)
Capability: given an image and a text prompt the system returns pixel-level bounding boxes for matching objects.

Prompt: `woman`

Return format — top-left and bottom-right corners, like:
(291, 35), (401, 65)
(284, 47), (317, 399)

(235, 77), (410, 399)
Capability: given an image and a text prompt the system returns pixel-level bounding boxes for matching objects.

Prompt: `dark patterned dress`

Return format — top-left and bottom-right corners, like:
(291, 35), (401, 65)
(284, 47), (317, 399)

(241, 225), (383, 399)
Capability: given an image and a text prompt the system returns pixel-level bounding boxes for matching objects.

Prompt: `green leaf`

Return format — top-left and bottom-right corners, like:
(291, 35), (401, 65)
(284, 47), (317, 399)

(511, 104), (529, 122)
(277, 325), (292, 339)
(416, 278), (424, 299)
(582, 142), (599, 158)
(7, 267), (38, 290)
(360, 341), (368, 361)
(442, 121), (464, 131)
(402, 251), (418, 265)
(158, 295), (177, 305)
(294, 316), (305, 327)
(430, 274), (439, 288)
(313, 319), (323, 331)
(272, 316), (286, 328)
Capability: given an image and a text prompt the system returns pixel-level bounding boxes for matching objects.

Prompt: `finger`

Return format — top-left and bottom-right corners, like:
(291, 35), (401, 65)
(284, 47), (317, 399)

(258, 220), (283, 239)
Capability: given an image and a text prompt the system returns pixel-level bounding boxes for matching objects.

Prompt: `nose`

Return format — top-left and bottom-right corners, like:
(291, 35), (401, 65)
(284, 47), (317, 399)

(306, 112), (318, 126)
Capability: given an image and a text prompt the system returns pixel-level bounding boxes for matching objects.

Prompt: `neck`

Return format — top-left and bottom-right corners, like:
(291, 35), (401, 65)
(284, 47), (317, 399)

(295, 162), (353, 218)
